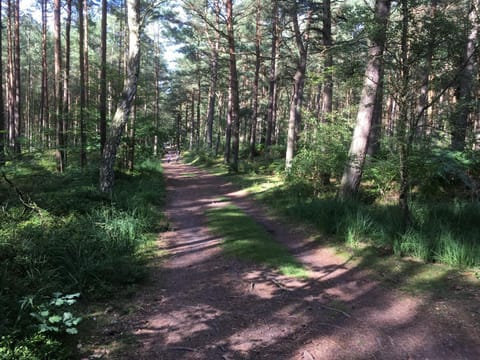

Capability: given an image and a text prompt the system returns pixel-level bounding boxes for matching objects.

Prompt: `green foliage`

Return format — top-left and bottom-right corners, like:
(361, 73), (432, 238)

(0, 156), (165, 357)
(287, 121), (351, 196)
(206, 205), (307, 278)
(25, 293), (81, 335)
(0, 333), (68, 360)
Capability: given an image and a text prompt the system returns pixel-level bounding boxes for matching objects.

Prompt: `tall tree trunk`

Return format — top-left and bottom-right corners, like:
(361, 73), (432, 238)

(249, 0), (261, 160)
(416, 0), (438, 139)
(196, 78), (201, 148)
(40, 0), (49, 148)
(54, 0), (65, 172)
(451, 0), (479, 151)
(100, 0), (107, 154)
(0, 2), (4, 166)
(78, 0), (87, 167)
(321, 0), (333, 121)
(83, 0), (89, 104)
(285, 5), (312, 170)
(205, 0), (220, 150)
(13, 0), (21, 154)
(7, 0), (13, 151)
(63, 0), (72, 166)
(226, 0), (240, 171)
(154, 45), (160, 156)
(189, 90), (195, 150)
(100, 0), (141, 193)
(127, 104), (135, 171)
(397, 0), (411, 228)
(266, 0), (279, 148)
(339, 0), (391, 199)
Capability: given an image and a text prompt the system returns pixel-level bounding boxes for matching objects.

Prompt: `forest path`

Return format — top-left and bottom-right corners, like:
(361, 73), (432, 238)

(114, 160), (480, 359)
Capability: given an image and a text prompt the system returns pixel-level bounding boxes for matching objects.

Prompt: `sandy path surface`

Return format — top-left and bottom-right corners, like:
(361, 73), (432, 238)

(111, 161), (480, 359)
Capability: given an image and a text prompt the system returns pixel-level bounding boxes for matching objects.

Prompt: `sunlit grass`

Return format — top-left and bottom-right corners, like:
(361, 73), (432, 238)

(206, 205), (308, 278)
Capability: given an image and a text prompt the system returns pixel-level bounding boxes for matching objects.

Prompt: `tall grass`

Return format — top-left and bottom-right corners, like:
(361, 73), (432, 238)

(260, 186), (480, 268)
(0, 156), (165, 358)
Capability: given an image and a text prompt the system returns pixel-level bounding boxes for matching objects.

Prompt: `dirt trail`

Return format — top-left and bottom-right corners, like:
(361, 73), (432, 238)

(113, 161), (479, 359)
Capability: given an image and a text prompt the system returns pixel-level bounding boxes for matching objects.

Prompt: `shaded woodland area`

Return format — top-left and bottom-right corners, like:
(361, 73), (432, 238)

(1, 0), (480, 358)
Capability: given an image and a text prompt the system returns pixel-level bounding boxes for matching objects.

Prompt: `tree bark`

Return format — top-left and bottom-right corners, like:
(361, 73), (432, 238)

(249, 0), (261, 160)
(226, 0), (240, 171)
(451, 0), (479, 151)
(339, 0), (391, 199)
(0, 2), (4, 166)
(54, 0), (65, 172)
(13, 0), (21, 154)
(63, 0), (72, 166)
(321, 0), (333, 121)
(100, 0), (141, 193)
(40, 0), (49, 148)
(205, 0), (220, 150)
(266, 0), (279, 148)
(78, 0), (87, 167)
(285, 5), (312, 170)
(100, 0), (108, 154)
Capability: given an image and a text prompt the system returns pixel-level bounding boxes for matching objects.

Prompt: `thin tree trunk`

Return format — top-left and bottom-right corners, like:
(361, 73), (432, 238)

(13, 0), (21, 154)
(0, 2), (4, 166)
(54, 0), (65, 172)
(249, 0), (261, 160)
(226, 0), (240, 171)
(127, 103), (135, 171)
(154, 45), (160, 156)
(205, 0), (220, 150)
(40, 0), (49, 148)
(266, 0), (279, 148)
(451, 0), (479, 150)
(416, 0), (438, 139)
(397, 0), (411, 228)
(321, 0), (333, 120)
(285, 5), (312, 170)
(78, 0), (87, 167)
(339, 0), (391, 199)
(100, 0), (108, 154)
(83, 0), (89, 104)
(189, 90), (195, 150)
(99, 0), (141, 193)
(63, 0), (72, 167)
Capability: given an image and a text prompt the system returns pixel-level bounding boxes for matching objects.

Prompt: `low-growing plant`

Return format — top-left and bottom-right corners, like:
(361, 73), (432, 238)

(24, 292), (82, 335)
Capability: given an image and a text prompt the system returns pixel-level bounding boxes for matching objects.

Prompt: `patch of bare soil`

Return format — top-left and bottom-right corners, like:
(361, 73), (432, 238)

(87, 161), (480, 359)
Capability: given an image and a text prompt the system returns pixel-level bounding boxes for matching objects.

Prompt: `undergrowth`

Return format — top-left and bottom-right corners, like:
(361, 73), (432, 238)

(185, 148), (480, 271)
(0, 154), (166, 359)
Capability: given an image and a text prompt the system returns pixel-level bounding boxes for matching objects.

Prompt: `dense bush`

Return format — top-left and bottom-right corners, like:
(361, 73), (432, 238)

(287, 121), (351, 196)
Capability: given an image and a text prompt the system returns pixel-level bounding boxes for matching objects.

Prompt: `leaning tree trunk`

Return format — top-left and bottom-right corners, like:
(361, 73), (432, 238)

(99, 0), (141, 193)
(339, 0), (391, 199)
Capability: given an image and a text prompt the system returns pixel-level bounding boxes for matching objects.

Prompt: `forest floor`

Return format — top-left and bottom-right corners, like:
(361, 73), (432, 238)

(83, 160), (480, 360)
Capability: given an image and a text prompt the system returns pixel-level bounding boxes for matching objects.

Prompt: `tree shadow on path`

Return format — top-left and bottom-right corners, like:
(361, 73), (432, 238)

(109, 162), (480, 360)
